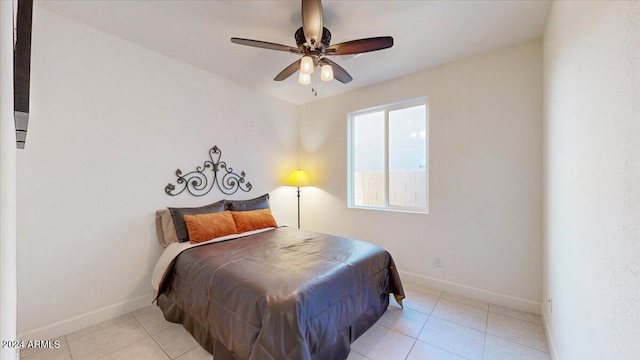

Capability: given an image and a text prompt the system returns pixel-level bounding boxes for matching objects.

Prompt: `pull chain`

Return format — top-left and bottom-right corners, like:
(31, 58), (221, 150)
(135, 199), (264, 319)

(311, 64), (318, 96)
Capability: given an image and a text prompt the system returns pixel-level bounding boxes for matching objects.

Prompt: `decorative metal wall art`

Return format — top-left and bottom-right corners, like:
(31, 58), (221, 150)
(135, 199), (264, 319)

(165, 145), (252, 197)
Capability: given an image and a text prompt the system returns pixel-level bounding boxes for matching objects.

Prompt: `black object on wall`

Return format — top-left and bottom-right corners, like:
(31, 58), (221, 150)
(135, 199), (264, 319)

(165, 145), (253, 197)
(14, 0), (33, 149)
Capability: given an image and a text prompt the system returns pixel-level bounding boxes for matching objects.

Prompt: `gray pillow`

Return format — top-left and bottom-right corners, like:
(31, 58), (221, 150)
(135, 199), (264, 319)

(226, 193), (270, 211)
(168, 199), (226, 242)
(155, 209), (179, 248)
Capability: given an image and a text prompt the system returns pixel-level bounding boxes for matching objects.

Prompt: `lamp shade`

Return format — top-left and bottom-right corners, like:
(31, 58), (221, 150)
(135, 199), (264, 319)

(286, 169), (311, 187)
(300, 56), (314, 74)
(298, 72), (311, 85)
(320, 64), (334, 82)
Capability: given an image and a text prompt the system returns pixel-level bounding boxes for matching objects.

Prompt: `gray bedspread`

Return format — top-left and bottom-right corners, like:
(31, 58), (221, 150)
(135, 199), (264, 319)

(157, 227), (404, 360)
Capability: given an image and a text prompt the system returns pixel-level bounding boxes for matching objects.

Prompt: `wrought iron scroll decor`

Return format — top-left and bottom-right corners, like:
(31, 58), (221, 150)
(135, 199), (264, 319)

(165, 145), (252, 197)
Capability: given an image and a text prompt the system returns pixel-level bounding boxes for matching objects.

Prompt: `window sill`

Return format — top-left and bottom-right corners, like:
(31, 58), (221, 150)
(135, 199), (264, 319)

(347, 205), (429, 215)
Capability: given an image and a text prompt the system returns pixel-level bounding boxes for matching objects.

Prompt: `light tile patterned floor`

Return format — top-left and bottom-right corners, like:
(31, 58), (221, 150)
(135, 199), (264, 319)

(20, 282), (550, 360)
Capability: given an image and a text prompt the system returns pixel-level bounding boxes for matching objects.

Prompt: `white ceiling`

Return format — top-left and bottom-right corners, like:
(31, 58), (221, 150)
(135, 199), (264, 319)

(36, 0), (552, 105)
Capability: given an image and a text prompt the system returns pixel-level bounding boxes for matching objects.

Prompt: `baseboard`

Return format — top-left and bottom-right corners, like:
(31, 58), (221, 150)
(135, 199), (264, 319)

(399, 270), (542, 315)
(542, 306), (559, 360)
(18, 293), (153, 341)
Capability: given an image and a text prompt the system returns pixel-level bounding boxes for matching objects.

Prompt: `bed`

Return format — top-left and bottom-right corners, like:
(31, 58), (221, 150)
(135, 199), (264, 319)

(152, 196), (405, 360)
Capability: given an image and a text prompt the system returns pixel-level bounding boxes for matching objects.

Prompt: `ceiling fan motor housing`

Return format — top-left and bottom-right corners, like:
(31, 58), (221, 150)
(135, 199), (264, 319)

(295, 26), (332, 51)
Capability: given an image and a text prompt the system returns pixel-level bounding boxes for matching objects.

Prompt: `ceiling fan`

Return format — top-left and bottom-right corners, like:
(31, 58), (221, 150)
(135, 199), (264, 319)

(230, 0), (393, 94)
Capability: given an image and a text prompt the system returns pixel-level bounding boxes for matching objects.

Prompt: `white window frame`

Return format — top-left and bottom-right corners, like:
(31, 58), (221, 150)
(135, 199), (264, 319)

(347, 97), (429, 214)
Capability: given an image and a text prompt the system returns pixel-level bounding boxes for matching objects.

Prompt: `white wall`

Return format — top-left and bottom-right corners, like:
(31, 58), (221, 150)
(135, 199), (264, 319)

(299, 40), (543, 311)
(1, 1), (18, 359)
(543, 1), (640, 359)
(17, 7), (299, 339)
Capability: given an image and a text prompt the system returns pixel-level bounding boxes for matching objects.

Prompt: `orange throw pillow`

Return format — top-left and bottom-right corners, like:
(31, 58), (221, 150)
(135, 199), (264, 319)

(184, 211), (237, 244)
(231, 208), (278, 233)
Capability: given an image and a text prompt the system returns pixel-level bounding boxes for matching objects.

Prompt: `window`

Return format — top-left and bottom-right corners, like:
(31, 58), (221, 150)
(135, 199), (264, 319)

(348, 99), (428, 213)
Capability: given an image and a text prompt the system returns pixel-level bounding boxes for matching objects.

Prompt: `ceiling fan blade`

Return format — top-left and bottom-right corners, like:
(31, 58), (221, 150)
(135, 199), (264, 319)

(231, 37), (300, 54)
(325, 37), (394, 56)
(302, 0), (323, 46)
(274, 59), (302, 81)
(320, 58), (353, 84)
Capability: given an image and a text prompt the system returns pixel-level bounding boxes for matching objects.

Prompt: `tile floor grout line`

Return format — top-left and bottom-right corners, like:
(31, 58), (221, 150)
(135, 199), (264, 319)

(413, 314), (481, 360)
(373, 321), (419, 339)
(488, 312), (546, 330)
(484, 332), (551, 354)
(66, 314), (134, 343)
(417, 312), (486, 359)
(481, 305), (490, 360)
(423, 290), (544, 331)
(94, 336), (154, 360)
(64, 335), (74, 360)
(401, 305), (433, 316)
(353, 347), (374, 360)
(368, 321), (417, 341)
(134, 312), (174, 360)
(409, 313), (431, 357)
(418, 340), (475, 360)
(487, 309), (544, 326)
(19, 337), (58, 359)
(410, 294), (544, 327)
(148, 336), (172, 360)
(171, 344), (199, 360)
(437, 290), (543, 320)
(437, 297), (489, 312)
(428, 313), (487, 333)
(485, 312), (549, 353)
(92, 314), (154, 360)
(403, 339), (417, 360)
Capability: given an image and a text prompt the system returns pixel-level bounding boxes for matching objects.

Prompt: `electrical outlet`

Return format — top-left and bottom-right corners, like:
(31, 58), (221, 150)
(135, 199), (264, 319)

(434, 256), (443, 268)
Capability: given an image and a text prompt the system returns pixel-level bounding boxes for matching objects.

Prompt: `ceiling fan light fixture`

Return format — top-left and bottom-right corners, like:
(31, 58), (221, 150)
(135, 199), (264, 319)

(320, 64), (334, 82)
(298, 71), (311, 85)
(300, 56), (315, 74)
(230, 0), (393, 90)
